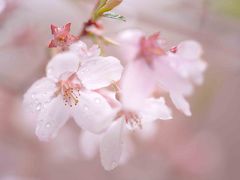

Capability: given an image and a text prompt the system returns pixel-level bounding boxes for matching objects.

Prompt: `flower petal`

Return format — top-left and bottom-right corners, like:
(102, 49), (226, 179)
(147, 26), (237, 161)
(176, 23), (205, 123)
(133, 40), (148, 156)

(177, 40), (203, 59)
(71, 91), (115, 133)
(69, 41), (100, 60)
(117, 29), (144, 63)
(100, 117), (125, 171)
(79, 131), (100, 159)
(168, 54), (207, 84)
(139, 97), (172, 123)
(23, 77), (56, 118)
(121, 60), (156, 111)
(154, 56), (193, 96)
(78, 56), (123, 90)
(170, 93), (191, 116)
(35, 96), (70, 141)
(46, 52), (80, 80)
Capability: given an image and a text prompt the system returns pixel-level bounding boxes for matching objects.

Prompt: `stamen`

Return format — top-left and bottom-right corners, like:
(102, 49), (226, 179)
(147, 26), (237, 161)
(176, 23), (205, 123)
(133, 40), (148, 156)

(118, 110), (142, 130)
(56, 73), (82, 107)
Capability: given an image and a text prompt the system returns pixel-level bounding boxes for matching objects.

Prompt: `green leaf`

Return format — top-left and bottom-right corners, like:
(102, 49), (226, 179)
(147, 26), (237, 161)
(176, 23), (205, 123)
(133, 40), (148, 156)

(103, 12), (126, 21)
(92, 0), (123, 20)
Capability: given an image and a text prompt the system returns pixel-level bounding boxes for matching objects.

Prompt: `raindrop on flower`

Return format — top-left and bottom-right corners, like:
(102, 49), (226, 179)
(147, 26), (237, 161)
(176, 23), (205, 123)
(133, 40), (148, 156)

(47, 67), (53, 74)
(36, 104), (41, 111)
(31, 94), (36, 99)
(45, 123), (51, 128)
(95, 98), (100, 104)
(84, 105), (89, 111)
(111, 161), (117, 169)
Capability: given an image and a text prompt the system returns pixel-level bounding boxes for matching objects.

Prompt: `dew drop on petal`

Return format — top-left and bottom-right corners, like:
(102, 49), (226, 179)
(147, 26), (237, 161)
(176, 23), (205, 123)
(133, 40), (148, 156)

(111, 161), (117, 169)
(36, 104), (41, 111)
(95, 98), (100, 104)
(45, 123), (51, 128)
(47, 67), (53, 74)
(31, 94), (36, 99)
(84, 105), (89, 111)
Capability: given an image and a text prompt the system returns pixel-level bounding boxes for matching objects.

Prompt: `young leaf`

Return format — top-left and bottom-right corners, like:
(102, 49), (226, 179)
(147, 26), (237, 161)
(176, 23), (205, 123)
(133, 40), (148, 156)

(103, 12), (126, 22)
(93, 0), (123, 20)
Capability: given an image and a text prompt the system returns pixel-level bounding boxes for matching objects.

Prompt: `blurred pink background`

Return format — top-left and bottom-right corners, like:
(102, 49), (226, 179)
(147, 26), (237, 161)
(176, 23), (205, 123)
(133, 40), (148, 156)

(0, 0), (240, 179)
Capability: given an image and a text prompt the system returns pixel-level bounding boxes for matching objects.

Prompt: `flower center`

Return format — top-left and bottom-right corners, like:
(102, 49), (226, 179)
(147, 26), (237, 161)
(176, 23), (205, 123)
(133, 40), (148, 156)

(57, 35), (67, 43)
(117, 110), (142, 130)
(138, 33), (166, 64)
(56, 73), (82, 107)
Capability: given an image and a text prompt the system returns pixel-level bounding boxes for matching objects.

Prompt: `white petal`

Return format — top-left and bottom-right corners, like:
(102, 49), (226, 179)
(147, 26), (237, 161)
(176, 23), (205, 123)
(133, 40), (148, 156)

(78, 56), (123, 90)
(139, 97), (172, 123)
(170, 93), (191, 116)
(88, 45), (101, 57)
(46, 52), (80, 80)
(121, 60), (156, 111)
(154, 57), (193, 96)
(23, 77), (56, 117)
(117, 29), (144, 63)
(36, 96), (70, 141)
(119, 135), (134, 165)
(71, 91), (115, 133)
(168, 52), (207, 85)
(79, 131), (100, 159)
(100, 117), (125, 171)
(69, 41), (100, 59)
(118, 29), (144, 45)
(177, 40), (203, 59)
(188, 60), (207, 85)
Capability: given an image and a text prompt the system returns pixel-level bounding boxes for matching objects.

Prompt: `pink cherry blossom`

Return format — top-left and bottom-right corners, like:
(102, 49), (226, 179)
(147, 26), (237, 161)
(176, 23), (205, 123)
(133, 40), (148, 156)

(98, 85), (172, 170)
(23, 41), (123, 141)
(117, 29), (207, 116)
(48, 23), (78, 49)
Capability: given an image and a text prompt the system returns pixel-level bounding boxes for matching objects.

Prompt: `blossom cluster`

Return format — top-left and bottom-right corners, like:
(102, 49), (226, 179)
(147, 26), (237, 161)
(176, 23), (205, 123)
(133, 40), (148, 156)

(23, 0), (207, 171)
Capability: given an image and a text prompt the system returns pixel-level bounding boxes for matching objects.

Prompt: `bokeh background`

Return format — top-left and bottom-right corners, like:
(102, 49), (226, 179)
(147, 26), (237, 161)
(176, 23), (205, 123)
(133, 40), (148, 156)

(0, 0), (240, 179)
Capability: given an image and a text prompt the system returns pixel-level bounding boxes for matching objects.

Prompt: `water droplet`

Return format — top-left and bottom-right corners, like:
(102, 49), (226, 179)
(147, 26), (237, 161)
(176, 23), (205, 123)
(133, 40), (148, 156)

(42, 104), (47, 109)
(47, 67), (53, 74)
(31, 94), (35, 99)
(84, 105), (89, 111)
(45, 123), (51, 128)
(95, 98), (100, 104)
(36, 104), (41, 111)
(111, 161), (117, 169)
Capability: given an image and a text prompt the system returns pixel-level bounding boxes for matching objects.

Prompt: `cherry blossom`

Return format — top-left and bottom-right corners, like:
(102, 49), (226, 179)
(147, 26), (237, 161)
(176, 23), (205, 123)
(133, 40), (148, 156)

(48, 23), (78, 49)
(23, 41), (123, 141)
(98, 84), (172, 170)
(117, 29), (207, 116)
